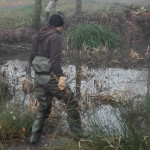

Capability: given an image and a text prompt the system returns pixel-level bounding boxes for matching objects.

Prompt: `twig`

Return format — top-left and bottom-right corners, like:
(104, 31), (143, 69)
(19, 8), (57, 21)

(79, 139), (93, 150)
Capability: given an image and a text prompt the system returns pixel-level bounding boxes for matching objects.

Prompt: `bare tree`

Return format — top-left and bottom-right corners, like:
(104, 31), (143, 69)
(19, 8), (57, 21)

(75, 0), (82, 15)
(32, 0), (43, 30)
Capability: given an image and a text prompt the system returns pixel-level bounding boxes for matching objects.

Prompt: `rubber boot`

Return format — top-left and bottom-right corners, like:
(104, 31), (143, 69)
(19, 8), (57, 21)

(45, 12), (50, 21)
(30, 119), (44, 144)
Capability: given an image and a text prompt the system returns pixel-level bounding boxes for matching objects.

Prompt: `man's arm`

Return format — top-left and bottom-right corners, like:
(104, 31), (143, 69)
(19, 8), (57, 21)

(50, 34), (64, 78)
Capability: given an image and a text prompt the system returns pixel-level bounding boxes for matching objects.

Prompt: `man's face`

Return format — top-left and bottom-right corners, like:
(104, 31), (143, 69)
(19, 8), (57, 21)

(59, 27), (63, 32)
(56, 26), (63, 33)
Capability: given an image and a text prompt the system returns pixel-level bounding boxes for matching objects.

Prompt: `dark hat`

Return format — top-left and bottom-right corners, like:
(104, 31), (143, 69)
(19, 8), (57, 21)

(49, 14), (64, 27)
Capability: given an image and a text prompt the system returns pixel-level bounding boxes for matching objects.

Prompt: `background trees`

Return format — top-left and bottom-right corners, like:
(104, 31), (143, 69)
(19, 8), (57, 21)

(75, 0), (82, 15)
(32, 0), (43, 30)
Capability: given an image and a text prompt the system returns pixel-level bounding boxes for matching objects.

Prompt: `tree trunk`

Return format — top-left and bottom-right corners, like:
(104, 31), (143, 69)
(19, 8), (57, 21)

(32, 0), (43, 30)
(76, 65), (82, 98)
(75, 0), (82, 15)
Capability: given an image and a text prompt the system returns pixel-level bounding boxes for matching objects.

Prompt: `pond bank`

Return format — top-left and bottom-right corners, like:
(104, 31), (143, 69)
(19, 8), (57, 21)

(0, 7), (150, 68)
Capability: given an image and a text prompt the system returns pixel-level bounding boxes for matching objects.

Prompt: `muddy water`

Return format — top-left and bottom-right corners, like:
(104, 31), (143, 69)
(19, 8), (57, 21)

(0, 52), (149, 134)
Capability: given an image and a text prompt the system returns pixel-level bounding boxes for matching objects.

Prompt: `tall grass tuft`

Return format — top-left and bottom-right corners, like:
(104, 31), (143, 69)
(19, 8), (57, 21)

(0, 103), (33, 140)
(67, 24), (121, 51)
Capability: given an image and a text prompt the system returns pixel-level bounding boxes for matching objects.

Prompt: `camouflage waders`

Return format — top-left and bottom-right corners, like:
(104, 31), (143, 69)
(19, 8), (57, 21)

(30, 57), (82, 144)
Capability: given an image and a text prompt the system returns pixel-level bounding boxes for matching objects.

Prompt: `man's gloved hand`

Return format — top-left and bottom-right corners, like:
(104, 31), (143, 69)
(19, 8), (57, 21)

(58, 76), (66, 90)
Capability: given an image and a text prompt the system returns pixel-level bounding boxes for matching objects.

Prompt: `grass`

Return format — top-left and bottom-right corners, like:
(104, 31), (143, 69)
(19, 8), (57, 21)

(0, 0), (150, 30)
(52, 97), (150, 150)
(0, 80), (34, 141)
(0, 4), (33, 29)
(66, 24), (121, 51)
(0, 103), (33, 140)
(0, 0), (75, 29)
(0, 0), (109, 30)
(42, 95), (150, 150)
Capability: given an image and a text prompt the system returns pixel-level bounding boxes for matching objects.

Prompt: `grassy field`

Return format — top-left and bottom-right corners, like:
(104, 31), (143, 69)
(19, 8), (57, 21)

(0, 0), (150, 30)
(0, 0), (34, 9)
(0, 0), (101, 30)
(0, 4), (33, 29)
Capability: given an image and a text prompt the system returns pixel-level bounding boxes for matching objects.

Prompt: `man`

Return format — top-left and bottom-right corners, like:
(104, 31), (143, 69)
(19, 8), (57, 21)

(30, 14), (85, 144)
(45, 0), (58, 21)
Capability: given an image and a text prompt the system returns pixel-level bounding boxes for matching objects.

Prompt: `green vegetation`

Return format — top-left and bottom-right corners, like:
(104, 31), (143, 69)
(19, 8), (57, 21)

(0, 4), (33, 29)
(0, 0), (150, 30)
(52, 98), (150, 150)
(110, 101), (150, 150)
(89, 99), (150, 150)
(0, 103), (33, 140)
(0, 1), (74, 29)
(32, 0), (42, 30)
(0, 0), (110, 30)
(67, 24), (121, 50)
(0, 81), (33, 141)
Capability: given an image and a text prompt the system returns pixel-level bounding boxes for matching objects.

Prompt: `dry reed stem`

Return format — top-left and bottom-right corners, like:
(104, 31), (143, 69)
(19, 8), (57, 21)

(130, 49), (144, 62)
(143, 135), (148, 145)
(145, 46), (150, 60)
(21, 78), (35, 93)
(27, 98), (39, 114)
(78, 139), (93, 150)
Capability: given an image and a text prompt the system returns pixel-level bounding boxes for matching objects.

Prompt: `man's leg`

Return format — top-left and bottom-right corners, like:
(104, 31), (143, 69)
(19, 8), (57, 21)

(30, 86), (53, 144)
(46, 77), (84, 140)
(45, 0), (52, 21)
(63, 92), (84, 140)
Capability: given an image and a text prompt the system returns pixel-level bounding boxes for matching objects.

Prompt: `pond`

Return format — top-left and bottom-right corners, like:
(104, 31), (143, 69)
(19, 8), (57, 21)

(0, 51), (149, 134)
